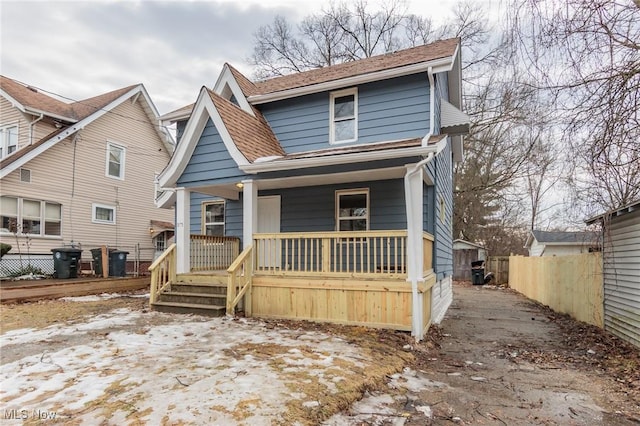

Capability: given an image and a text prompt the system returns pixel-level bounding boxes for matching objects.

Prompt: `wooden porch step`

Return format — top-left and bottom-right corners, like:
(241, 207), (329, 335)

(177, 273), (227, 286)
(150, 300), (226, 317)
(158, 291), (226, 305)
(170, 283), (227, 295)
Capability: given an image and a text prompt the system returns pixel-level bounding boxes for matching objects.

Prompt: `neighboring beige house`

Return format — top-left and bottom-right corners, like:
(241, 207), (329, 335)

(524, 230), (601, 257)
(0, 76), (174, 276)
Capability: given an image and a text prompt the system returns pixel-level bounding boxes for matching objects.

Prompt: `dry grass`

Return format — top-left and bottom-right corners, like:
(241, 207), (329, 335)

(0, 295), (148, 332)
(228, 321), (415, 425)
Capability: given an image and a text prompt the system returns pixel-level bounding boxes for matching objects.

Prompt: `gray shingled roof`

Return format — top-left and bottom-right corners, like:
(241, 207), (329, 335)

(532, 230), (600, 244)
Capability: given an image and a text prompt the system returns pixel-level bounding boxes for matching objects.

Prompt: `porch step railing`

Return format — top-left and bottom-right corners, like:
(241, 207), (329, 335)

(149, 243), (176, 303)
(190, 235), (240, 271)
(226, 244), (253, 316)
(254, 231), (416, 277)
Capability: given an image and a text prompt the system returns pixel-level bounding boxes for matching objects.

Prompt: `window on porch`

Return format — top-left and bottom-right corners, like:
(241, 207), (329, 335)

(336, 189), (369, 231)
(202, 201), (225, 236)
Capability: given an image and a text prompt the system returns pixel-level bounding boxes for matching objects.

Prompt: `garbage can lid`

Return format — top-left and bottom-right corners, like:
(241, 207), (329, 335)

(51, 247), (82, 253)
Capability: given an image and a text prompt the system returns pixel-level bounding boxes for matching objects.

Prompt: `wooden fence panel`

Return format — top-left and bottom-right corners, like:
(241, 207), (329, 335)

(486, 256), (509, 284)
(509, 253), (604, 328)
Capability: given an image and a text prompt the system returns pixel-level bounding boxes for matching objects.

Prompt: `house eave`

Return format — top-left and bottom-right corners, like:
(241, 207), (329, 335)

(585, 200), (640, 225)
(247, 58), (453, 105)
(240, 143), (441, 174)
(0, 85), (151, 179)
(24, 106), (77, 123)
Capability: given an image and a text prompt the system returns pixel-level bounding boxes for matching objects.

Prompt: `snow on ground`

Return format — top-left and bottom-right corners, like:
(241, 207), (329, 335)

(0, 308), (385, 424)
(60, 292), (150, 302)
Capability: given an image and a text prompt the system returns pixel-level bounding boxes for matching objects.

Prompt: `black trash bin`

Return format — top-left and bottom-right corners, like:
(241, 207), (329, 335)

(51, 247), (82, 279)
(109, 250), (129, 277)
(90, 248), (115, 276)
(471, 260), (485, 285)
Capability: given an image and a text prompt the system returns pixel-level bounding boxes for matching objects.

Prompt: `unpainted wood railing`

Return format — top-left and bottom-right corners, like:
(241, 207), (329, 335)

(254, 230), (418, 277)
(190, 235), (240, 271)
(226, 245), (253, 316)
(148, 243), (176, 303)
(423, 232), (434, 273)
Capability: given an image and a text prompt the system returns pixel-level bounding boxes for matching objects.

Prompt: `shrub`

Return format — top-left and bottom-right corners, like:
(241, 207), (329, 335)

(0, 243), (11, 258)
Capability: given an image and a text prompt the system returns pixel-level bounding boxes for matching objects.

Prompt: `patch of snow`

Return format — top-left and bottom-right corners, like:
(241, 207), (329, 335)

(1, 309), (378, 424)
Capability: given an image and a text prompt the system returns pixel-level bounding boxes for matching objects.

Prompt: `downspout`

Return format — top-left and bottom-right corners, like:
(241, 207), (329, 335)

(405, 67), (437, 340)
(29, 113), (44, 145)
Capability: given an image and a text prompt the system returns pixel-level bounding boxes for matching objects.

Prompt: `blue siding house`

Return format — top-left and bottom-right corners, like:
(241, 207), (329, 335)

(153, 38), (469, 339)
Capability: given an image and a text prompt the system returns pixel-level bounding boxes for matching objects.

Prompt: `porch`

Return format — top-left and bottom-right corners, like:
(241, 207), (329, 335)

(150, 231), (435, 333)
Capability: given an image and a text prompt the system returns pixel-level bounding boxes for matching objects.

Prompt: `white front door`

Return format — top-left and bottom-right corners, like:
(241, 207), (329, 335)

(257, 196), (281, 268)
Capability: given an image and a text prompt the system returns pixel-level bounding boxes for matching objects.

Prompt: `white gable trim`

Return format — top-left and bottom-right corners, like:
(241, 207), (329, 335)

(0, 85), (147, 179)
(213, 64), (255, 117)
(158, 88), (249, 189)
(0, 88), (26, 113)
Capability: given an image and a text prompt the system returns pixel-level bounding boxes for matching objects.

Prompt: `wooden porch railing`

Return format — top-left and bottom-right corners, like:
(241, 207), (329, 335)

(226, 245), (253, 316)
(148, 243), (176, 303)
(190, 235), (240, 271)
(254, 231), (420, 277)
(423, 232), (434, 273)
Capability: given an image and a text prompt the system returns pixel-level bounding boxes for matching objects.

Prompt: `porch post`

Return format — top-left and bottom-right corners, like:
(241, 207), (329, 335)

(175, 187), (191, 274)
(405, 163), (425, 339)
(242, 179), (257, 249)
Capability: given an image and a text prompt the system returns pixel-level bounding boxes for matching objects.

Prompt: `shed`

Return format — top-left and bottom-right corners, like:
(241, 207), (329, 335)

(524, 230), (601, 257)
(586, 200), (640, 348)
(453, 239), (487, 281)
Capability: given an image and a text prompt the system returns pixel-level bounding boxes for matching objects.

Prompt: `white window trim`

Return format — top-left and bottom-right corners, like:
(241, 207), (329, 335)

(335, 188), (369, 231)
(92, 203), (117, 225)
(329, 88), (358, 145)
(1, 123), (19, 159)
(105, 141), (126, 180)
(202, 200), (225, 235)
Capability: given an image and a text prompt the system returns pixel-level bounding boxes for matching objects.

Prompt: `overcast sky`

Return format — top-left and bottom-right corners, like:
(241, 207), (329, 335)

(1, 0), (461, 116)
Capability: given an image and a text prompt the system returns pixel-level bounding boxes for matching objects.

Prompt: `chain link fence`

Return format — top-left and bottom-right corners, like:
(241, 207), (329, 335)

(0, 244), (160, 278)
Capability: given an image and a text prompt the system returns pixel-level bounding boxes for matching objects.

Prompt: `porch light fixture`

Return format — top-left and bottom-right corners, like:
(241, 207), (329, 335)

(235, 182), (244, 189)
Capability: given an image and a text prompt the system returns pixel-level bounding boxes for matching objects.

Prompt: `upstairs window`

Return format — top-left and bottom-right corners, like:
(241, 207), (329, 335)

(0, 125), (18, 159)
(330, 88), (357, 144)
(106, 142), (125, 179)
(336, 189), (369, 231)
(202, 201), (225, 236)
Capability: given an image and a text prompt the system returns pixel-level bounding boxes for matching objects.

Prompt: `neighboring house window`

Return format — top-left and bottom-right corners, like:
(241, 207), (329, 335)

(336, 189), (369, 231)
(202, 201), (225, 236)
(155, 232), (166, 252)
(0, 196), (61, 236)
(0, 125), (18, 159)
(93, 203), (116, 224)
(330, 88), (357, 144)
(0, 196), (18, 233)
(106, 142), (125, 179)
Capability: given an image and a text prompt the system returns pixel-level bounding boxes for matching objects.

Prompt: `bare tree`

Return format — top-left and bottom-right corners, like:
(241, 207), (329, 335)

(506, 0), (640, 212)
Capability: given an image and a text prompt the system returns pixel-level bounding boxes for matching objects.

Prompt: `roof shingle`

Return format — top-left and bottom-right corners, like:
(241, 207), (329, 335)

(252, 37), (459, 95)
(207, 90), (285, 162)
